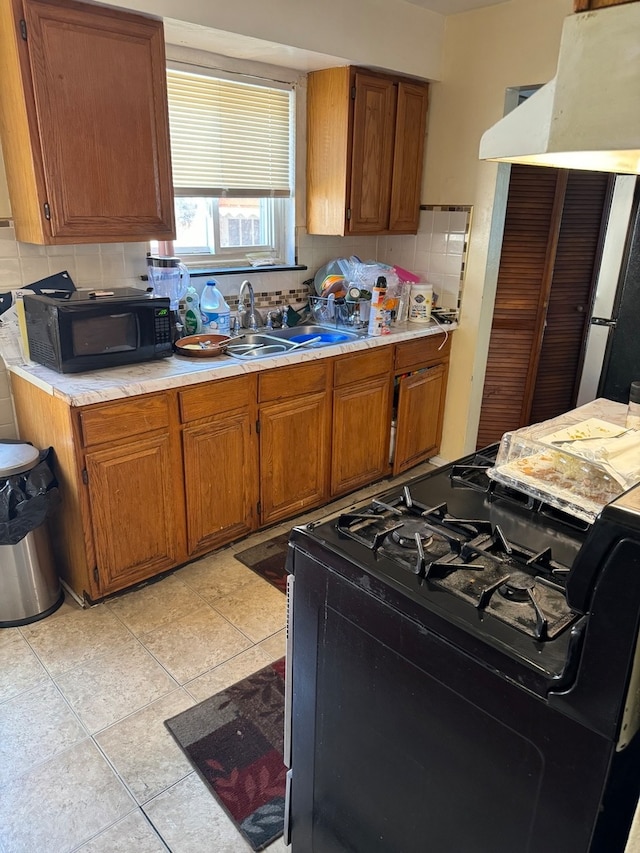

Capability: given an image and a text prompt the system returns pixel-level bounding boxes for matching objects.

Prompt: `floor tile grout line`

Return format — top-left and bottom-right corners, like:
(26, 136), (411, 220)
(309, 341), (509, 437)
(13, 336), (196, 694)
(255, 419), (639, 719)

(16, 604), (143, 681)
(0, 730), (97, 792)
(133, 609), (256, 687)
(180, 641), (279, 702)
(0, 680), (92, 786)
(64, 797), (141, 853)
(86, 683), (194, 739)
(105, 565), (258, 640)
(90, 723), (195, 810)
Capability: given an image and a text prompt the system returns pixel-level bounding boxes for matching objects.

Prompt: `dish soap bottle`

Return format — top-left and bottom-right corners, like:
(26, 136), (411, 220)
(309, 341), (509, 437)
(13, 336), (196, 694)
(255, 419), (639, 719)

(184, 286), (203, 335)
(201, 279), (231, 335)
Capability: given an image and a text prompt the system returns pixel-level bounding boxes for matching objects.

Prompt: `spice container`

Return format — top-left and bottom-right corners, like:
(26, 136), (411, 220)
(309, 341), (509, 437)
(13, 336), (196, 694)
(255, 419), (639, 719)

(626, 381), (640, 429)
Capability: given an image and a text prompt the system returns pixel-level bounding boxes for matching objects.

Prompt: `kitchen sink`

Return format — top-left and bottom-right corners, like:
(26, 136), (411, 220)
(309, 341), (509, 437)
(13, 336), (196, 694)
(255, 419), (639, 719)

(267, 324), (365, 342)
(225, 325), (365, 359)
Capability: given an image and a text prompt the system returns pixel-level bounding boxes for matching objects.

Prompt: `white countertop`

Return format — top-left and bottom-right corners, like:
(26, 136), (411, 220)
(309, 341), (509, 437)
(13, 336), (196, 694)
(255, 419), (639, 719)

(6, 320), (456, 407)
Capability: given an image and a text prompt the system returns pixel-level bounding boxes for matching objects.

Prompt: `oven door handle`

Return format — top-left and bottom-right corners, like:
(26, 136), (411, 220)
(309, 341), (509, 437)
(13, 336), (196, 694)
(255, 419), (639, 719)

(547, 616), (587, 694)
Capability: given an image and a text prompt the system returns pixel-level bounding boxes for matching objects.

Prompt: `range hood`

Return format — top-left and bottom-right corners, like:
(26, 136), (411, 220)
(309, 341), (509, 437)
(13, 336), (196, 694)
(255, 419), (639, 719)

(479, 3), (640, 174)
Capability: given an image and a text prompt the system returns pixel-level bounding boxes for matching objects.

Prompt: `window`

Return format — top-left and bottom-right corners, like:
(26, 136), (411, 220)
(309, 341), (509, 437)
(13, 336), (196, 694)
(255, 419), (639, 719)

(164, 66), (294, 267)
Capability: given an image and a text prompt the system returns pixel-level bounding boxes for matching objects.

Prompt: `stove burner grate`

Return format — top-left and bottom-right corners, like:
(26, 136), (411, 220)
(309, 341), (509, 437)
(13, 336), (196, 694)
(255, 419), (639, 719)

(334, 484), (577, 641)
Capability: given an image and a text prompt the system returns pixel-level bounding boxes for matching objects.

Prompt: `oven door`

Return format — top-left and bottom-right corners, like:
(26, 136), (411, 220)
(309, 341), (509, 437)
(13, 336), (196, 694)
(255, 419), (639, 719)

(287, 546), (619, 853)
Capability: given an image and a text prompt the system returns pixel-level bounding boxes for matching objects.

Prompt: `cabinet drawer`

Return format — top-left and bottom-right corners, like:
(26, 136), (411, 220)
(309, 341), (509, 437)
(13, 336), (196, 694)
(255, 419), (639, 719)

(259, 361), (329, 402)
(179, 375), (255, 423)
(80, 394), (169, 447)
(395, 334), (451, 371)
(334, 346), (393, 388)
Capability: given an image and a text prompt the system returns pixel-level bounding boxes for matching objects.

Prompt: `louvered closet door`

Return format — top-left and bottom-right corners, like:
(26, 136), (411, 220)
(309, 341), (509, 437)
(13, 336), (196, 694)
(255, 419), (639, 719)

(529, 171), (611, 423)
(477, 166), (612, 448)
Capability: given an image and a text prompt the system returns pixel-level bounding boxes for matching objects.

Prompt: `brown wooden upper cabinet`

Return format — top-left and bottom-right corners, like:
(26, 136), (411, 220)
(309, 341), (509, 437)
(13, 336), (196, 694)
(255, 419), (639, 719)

(574, 0), (638, 9)
(0, 0), (175, 244)
(306, 66), (429, 236)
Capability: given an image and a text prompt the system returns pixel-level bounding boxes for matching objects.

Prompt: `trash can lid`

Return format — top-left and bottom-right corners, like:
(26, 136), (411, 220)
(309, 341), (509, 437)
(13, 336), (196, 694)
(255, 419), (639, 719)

(0, 443), (40, 477)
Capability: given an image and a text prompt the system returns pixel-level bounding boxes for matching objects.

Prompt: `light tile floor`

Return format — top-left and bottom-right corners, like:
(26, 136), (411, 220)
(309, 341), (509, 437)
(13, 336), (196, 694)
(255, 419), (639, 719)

(0, 464), (435, 853)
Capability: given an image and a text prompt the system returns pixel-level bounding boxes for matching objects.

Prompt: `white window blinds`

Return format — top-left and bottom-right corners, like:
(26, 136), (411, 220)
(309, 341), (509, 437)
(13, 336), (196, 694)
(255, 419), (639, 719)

(166, 68), (292, 198)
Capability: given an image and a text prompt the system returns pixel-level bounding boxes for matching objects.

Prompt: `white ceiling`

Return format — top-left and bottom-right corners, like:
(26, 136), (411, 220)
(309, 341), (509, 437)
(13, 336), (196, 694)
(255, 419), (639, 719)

(403, 0), (509, 13)
(162, 0), (513, 76)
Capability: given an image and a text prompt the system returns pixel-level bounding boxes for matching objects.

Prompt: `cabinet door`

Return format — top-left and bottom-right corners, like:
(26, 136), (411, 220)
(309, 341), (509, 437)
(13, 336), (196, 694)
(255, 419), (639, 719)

(393, 363), (447, 475)
(183, 410), (258, 555)
(349, 72), (397, 233)
(85, 433), (183, 596)
(1, 0), (174, 243)
(259, 392), (330, 526)
(331, 376), (392, 496)
(389, 81), (429, 233)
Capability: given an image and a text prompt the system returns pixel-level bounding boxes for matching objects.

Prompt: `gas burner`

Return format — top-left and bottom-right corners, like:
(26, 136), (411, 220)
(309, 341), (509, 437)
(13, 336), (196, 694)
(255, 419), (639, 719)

(498, 571), (536, 602)
(391, 520), (435, 550)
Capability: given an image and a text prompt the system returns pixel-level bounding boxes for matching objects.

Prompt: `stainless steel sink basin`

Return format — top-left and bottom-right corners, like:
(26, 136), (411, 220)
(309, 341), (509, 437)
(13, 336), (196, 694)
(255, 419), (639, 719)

(267, 324), (364, 342)
(225, 325), (365, 359)
(225, 334), (293, 359)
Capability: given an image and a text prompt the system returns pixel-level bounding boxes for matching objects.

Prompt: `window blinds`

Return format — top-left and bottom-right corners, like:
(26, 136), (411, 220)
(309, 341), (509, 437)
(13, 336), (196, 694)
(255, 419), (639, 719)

(166, 68), (292, 198)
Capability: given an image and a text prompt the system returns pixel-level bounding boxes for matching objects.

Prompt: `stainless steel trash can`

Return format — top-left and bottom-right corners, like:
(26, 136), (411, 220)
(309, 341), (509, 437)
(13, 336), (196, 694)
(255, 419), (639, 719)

(0, 443), (63, 627)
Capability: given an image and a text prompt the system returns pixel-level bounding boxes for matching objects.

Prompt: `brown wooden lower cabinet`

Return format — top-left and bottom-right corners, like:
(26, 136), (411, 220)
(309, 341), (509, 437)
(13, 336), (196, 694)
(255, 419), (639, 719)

(9, 332), (451, 602)
(393, 335), (451, 475)
(331, 347), (393, 496)
(394, 363), (448, 474)
(259, 392), (330, 525)
(182, 411), (258, 555)
(258, 361), (331, 526)
(85, 432), (183, 596)
(179, 375), (258, 557)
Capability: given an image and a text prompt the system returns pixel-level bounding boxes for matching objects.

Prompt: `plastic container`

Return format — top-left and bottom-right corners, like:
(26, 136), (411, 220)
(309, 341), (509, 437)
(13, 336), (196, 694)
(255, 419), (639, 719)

(201, 280), (230, 335)
(626, 381), (640, 429)
(488, 408), (640, 523)
(183, 286), (203, 335)
(408, 283), (433, 323)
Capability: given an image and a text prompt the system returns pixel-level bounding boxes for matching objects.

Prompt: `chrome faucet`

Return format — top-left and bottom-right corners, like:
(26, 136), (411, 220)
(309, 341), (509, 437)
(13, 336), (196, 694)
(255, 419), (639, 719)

(238, 280), (263, 331)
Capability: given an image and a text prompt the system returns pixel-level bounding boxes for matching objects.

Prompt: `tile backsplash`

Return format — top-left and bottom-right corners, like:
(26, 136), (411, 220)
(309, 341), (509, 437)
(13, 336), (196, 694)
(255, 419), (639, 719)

(0, 205), (470, 438)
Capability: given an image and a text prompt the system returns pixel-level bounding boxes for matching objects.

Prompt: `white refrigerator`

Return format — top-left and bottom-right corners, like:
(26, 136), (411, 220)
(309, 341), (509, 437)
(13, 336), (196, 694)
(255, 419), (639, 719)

(577, 175), (639, 406)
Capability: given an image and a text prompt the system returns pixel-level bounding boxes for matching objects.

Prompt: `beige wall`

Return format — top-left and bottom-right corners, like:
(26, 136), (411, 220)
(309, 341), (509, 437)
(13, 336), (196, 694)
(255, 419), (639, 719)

(423, 0), (574, 459)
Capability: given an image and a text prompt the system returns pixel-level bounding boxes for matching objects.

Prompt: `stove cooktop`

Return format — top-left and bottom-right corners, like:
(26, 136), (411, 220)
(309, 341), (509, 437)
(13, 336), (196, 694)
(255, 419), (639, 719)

(293, 448), (590, 682)
(336, 483), (577, 642)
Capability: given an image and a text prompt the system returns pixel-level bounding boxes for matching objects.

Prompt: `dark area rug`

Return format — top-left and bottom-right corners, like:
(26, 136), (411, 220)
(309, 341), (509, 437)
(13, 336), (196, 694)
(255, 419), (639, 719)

(234, 532), (290, 593)
(165, 657), (287, 851)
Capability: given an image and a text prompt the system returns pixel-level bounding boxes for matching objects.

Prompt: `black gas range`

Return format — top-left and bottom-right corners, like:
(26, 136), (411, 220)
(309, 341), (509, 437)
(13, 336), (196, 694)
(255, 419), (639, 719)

(284, 445), (640, 853)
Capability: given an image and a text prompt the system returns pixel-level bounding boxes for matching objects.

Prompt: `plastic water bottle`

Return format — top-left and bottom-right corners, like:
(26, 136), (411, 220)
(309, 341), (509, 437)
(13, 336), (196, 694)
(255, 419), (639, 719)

(201, 280), (231, 335)
(183, 286), (203, 335)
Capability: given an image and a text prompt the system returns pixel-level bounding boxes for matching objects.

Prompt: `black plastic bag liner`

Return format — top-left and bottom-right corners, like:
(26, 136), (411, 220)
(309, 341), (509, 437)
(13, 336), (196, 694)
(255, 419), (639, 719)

(0, 443), (60, 545)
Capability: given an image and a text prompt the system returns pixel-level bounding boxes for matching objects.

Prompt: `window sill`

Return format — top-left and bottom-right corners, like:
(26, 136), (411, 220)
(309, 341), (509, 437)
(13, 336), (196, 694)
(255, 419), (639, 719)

(141, 264), (307, 282)
(189, 264), (308, 277)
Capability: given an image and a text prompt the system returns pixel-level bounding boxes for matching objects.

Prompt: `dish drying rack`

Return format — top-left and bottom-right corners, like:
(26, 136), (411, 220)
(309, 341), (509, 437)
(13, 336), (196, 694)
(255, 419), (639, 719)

(309, 295), (370, 330)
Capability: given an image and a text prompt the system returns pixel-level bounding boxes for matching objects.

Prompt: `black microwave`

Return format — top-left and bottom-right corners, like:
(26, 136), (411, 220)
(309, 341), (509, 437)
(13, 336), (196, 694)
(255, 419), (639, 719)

(23, 288), (173, 374)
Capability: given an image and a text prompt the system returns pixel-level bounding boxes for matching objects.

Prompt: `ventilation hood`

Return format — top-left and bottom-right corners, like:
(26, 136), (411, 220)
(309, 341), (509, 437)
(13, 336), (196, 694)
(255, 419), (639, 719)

(479, 3), (640, 174)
